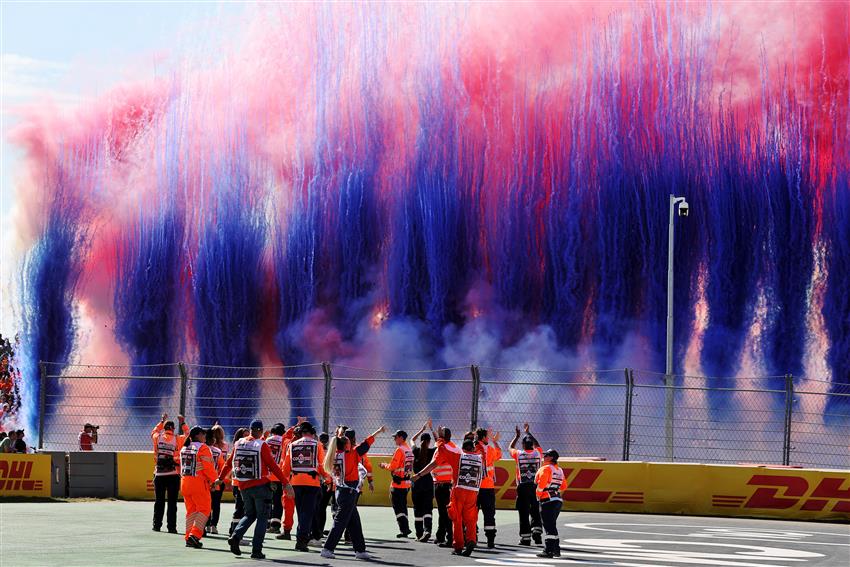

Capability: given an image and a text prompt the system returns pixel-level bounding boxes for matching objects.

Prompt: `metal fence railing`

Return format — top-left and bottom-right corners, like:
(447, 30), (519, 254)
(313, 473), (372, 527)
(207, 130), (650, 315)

(37, 362), (850, 469)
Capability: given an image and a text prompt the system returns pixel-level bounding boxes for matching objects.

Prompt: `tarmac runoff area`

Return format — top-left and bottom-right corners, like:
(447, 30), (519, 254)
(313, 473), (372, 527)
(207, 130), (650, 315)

(1, 501), (848, 567)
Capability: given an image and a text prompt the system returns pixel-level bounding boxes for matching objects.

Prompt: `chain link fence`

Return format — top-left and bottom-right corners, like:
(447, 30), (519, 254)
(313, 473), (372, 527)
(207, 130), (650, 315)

(37, 362), (850, 469)
(40, 362), (181, 452)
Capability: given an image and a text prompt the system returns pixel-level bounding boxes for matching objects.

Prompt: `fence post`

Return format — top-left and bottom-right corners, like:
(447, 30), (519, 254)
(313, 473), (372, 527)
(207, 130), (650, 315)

(782, 374), (793, 466)
(178, 362), (188, 417)
(622, 368), (633, 461)
(321, 362), (333, 434)
(38, 361), (47, 450)
(470, 365), (481, 431)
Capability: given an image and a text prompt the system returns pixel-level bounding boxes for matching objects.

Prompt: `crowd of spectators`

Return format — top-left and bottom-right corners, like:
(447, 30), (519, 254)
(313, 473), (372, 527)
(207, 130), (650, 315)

(0, 334), (21, 422)
(1, 333), (24, 451)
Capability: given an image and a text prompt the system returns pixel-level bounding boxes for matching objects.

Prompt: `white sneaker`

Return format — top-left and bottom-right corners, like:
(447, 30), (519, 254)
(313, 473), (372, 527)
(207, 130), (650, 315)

(209, 526), (218, 535)
(239, 539), (249, 546)
(309, 539), (323, 547)
(355, 551), (373, 560)
(320, 549), (335, 559)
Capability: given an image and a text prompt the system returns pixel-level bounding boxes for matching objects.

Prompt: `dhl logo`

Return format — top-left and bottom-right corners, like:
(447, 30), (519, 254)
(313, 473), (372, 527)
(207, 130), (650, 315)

(0, 460), (44, 491)
(494, 466), (643, 505)
(712, 475), (850, 512)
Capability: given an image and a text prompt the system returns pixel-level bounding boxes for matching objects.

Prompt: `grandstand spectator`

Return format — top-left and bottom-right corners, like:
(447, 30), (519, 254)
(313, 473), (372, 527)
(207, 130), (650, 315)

(79, 423), (99, 451)
(0, 430), (15, 453)
(14, 429), (28, 453)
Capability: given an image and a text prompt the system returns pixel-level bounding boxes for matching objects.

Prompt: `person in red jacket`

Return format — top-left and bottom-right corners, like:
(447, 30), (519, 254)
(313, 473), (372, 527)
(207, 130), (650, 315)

(509, 423), (544, 546)
(180, 427), (218, 548)
(319, 424), (385, 560)
(535, 449), (567, 558)
(264, 423), (287, 534)
(413, 434), (485, 557)
(428, 426), (458, 548)
(278, 420), (330, 552)
(274, 420), (301, 541)
(204, 425), (226, 535)
(151, 414), (188, 533)
(215, 419), (287, 560)
(78, 423), (98, 451)
(380, 430), (414, 538)
(475, 427), (502, 548)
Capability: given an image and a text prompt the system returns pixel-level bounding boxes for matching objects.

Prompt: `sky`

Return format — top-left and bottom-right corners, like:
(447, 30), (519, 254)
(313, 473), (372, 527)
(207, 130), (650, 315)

(0, 0), (244, 337)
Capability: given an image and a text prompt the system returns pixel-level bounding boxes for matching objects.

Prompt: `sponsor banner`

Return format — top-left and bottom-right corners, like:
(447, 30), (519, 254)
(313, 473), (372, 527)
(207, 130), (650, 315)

(0, 453), (51, 497)
(358, 456), (849, 521)
(116, 452), (234, 501)
(113, 452), (848, 520)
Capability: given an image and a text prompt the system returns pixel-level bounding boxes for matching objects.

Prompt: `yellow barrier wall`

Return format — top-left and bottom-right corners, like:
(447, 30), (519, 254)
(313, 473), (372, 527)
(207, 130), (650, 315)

(0, 453), (51, 497)
(116, 452), (233, 501)
(114, 452), (849, 521)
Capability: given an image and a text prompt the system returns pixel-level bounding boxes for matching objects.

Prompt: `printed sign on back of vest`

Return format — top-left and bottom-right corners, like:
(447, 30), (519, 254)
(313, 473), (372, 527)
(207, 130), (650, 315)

(518, 451), (541, 484)
(457, 453), (483, 491)
(233, 440), (262, 481)
(156, 438), (177, 474)
(180, 443), (199, 477)
(291, 440), (317, 473)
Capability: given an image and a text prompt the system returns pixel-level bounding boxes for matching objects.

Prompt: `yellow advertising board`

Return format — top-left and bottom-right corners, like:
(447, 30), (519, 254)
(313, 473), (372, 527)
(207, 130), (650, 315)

(116, 452), (234, 501)
(0, 453), (51, 497)
(357, 456), (850, 521)
(114, 452), (849, 521)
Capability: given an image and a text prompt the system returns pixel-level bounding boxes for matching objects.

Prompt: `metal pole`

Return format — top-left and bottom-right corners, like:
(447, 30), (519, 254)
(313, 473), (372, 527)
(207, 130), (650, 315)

(470, 365), (481, 431)
(321, 362), (333, 434)
(622, 368), (633, 461)
(782, 374), (793, 466)
(38, 362), (47, 450)
(665, 194), (676, 461)
(177, 362), (188, 418)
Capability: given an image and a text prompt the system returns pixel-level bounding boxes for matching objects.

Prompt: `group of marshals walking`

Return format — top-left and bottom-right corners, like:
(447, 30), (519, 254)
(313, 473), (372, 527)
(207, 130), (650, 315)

(151, 414), (567, 560)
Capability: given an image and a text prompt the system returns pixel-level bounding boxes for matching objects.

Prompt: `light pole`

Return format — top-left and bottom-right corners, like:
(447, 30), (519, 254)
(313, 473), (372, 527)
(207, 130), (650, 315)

(666, 194), (689, 461)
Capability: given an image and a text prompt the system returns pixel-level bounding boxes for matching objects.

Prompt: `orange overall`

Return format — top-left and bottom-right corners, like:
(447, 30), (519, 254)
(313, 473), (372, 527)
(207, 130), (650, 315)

(280, 430), (296, 531)
(180, 442), (217, 541)
(447, 448), (485, 551)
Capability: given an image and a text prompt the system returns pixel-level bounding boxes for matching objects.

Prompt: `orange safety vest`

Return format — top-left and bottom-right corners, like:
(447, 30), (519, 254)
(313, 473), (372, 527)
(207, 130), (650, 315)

(477, 442), (502, 489)
(389, 444), (414, 489)
(432, 440), (459, 483)
(535, 463), (566, 502)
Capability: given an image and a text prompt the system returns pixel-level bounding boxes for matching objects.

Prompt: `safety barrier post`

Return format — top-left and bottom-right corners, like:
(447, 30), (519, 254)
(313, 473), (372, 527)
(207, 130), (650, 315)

(177, 362), (188, 417)
(664, 373), (675, 461)
(782, 374), (793, 466)
(470, 365), (481, 431)
(38, 361), (47, 449)
(622, 368), (633, 461)
(322, 362), (333, 434)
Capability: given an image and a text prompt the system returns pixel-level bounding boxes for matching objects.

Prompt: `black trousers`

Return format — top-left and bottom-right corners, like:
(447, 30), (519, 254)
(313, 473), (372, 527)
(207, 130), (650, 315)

(540, 499), (562, 555)
(208, 488), (223, 527)
(293, 485), (321, 542)
(324, 485), (366, 553)
(152, 474), (180, 531)
(390, 487), (410, 534)
(412, 485), (434, 538)
(313, 483), (334, 539)
(269, 481), (283, 527)
(230, 486), (245, 534)
(516, 483), (542, 541)
(478, 488), (497, 541)
(434, 482), (453, 544)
